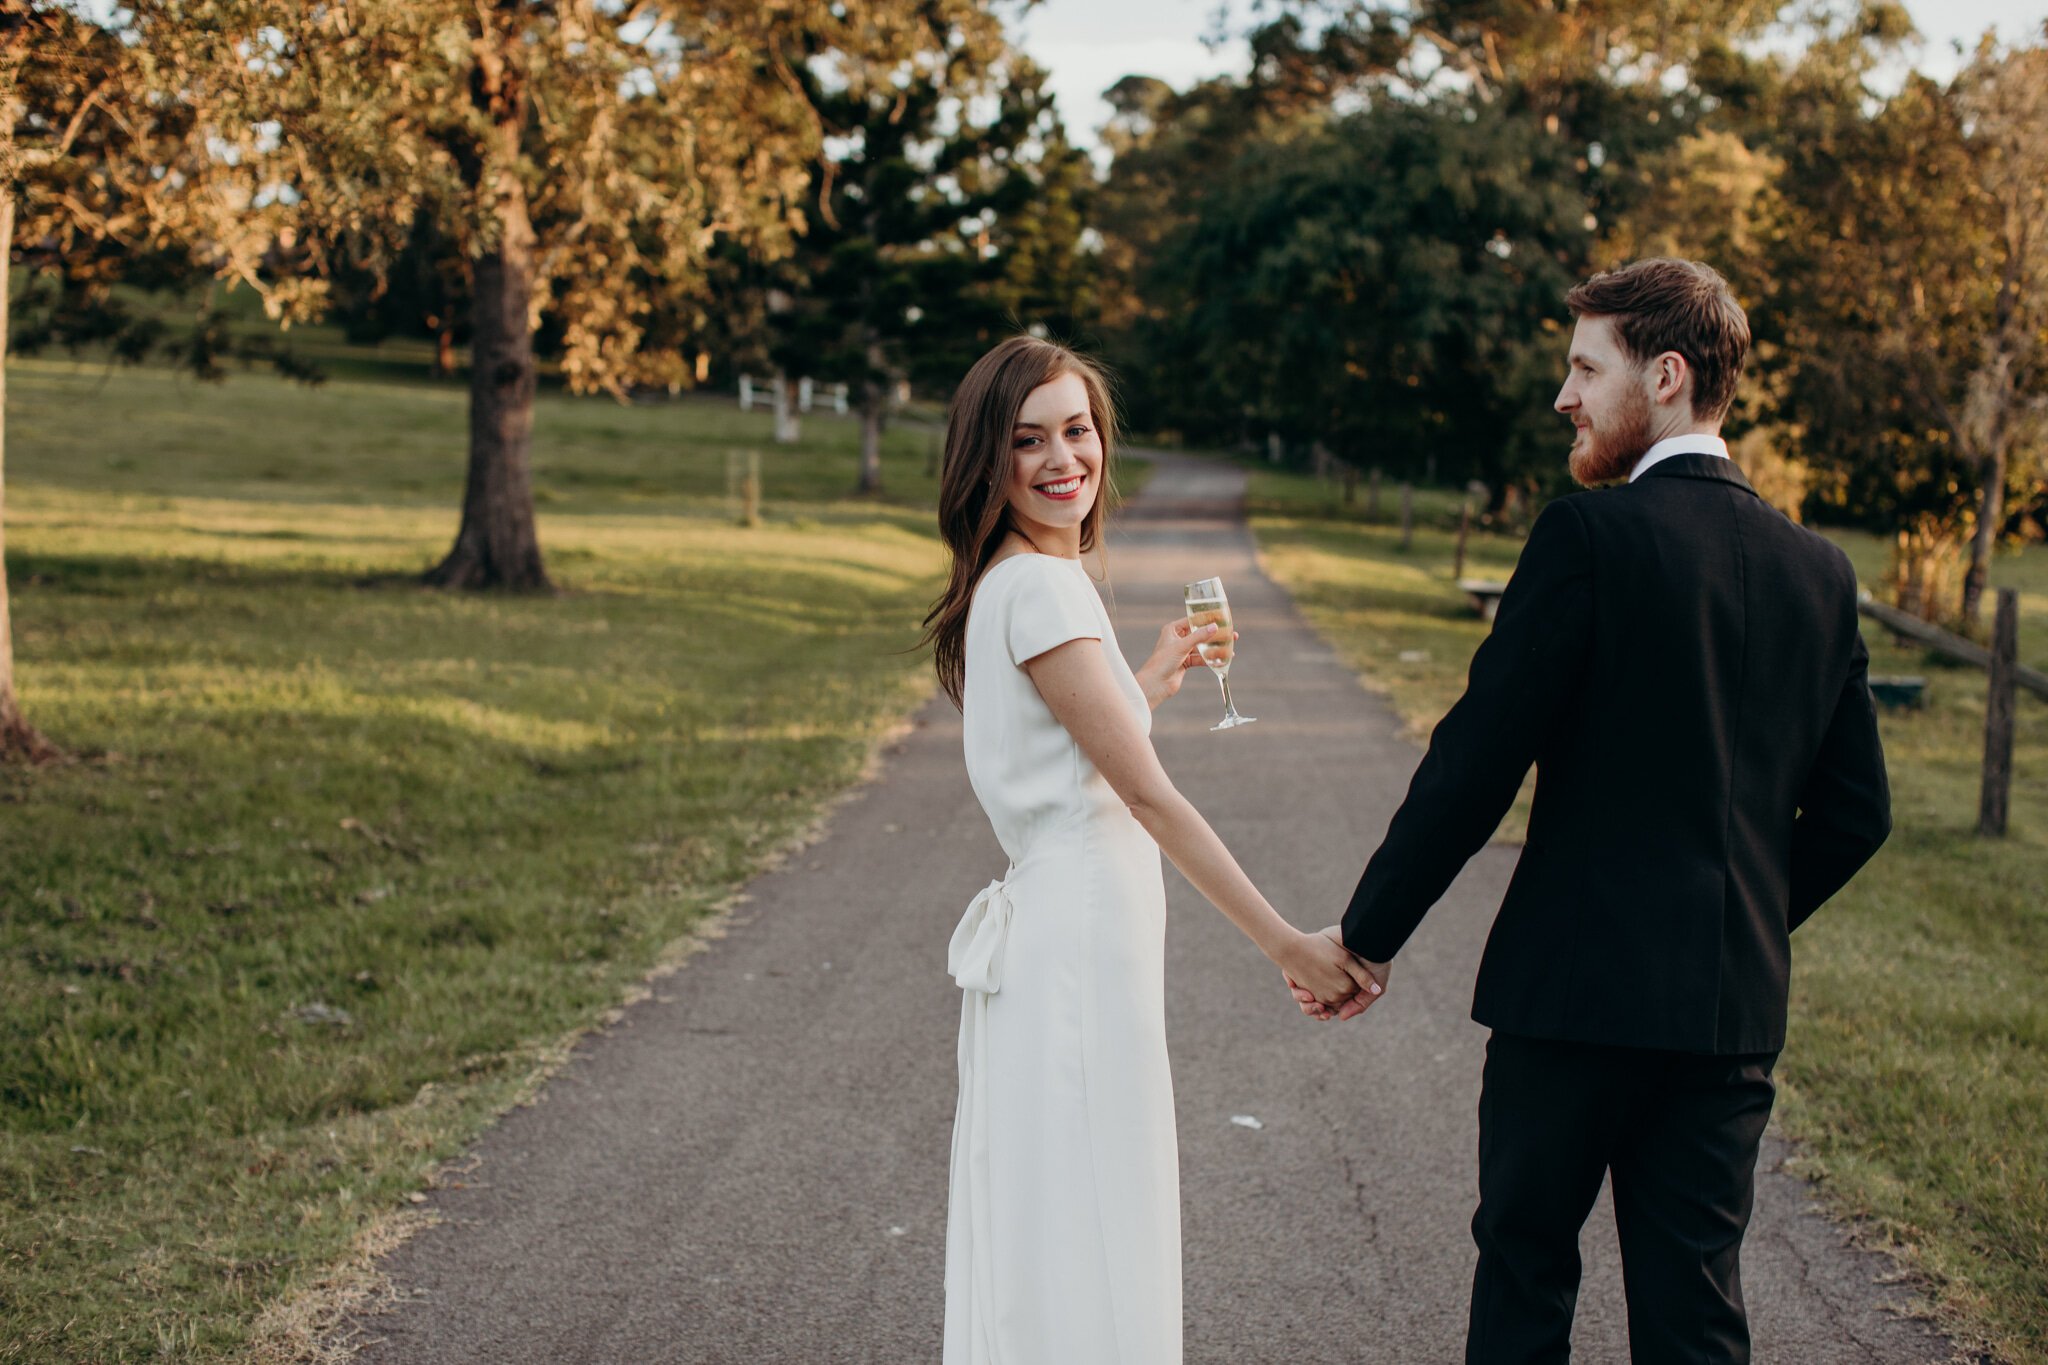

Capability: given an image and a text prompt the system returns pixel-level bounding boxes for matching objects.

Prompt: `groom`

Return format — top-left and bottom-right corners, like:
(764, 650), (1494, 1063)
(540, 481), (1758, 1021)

(1307, 258), (1892, 1362)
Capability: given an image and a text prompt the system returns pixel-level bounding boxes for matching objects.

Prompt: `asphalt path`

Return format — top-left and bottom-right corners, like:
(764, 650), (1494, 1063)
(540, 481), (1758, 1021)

(337, 452), (1950, 1363)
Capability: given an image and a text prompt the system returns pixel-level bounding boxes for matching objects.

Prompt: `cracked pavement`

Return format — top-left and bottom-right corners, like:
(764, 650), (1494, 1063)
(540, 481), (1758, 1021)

(334, 452), (1953, 1363)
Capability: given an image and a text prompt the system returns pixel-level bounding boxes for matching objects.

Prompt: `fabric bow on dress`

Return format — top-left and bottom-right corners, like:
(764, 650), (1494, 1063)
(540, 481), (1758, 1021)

(949, 877), (1016, 995)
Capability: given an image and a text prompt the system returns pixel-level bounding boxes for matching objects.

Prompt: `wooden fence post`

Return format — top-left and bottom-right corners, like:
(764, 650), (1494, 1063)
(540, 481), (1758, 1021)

(1368, 467), (1382, 519)
(772, 375), (799, 443)
(1341, 465), (1358, 506)
(1979, 587), (2019, 836)
(740, 449), (761, 528)
(1399, 482), (1414, 552)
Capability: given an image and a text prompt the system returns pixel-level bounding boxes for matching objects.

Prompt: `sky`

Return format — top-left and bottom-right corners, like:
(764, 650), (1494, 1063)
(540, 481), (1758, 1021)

(1012, 0), (2048, 160)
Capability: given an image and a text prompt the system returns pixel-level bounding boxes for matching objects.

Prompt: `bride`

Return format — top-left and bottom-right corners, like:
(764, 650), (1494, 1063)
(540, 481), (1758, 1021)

(920, 336), (1378, 1364)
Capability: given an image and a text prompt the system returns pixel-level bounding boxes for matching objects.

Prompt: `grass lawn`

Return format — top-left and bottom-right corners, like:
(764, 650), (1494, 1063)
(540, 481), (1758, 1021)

(1246, 463), (2048, 1364)
(0, 352), (972, 1361)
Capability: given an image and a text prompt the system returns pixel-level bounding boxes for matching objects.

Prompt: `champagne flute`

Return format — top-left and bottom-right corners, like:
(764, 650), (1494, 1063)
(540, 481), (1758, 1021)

(1183, 576), (1255, 730)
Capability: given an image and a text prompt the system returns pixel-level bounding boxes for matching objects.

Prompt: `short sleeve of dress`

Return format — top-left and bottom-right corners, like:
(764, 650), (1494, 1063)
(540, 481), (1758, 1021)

(1003, 558), (1104, 667)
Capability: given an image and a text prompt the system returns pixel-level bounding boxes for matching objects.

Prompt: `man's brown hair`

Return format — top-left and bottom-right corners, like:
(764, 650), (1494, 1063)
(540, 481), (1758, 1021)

(1565, 259), (1751, 421)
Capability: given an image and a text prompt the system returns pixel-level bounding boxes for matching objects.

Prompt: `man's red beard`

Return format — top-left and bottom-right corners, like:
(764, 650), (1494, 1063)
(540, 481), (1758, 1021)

(1567, 385), (1654, 487)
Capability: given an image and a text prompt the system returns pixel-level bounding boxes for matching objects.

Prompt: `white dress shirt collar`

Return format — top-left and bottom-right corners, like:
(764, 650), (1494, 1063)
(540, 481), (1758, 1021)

(1630, 433), (1730, 483)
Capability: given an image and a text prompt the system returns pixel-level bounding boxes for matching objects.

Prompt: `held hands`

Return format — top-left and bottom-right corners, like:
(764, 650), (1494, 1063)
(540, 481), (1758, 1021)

(1135, 617), (1238, 710)
(1273, 925), (1385, 1018)
(1282, 926), (1391, 1022)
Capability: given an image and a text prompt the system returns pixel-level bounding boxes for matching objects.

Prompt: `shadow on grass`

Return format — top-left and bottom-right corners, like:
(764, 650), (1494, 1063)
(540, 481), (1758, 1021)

(12, 550), (380, 598)
(11, 546), (933, 621)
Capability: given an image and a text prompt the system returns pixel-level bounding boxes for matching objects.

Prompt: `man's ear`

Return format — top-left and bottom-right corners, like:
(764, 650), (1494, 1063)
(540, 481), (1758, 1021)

(1652, 351), (1692, 409)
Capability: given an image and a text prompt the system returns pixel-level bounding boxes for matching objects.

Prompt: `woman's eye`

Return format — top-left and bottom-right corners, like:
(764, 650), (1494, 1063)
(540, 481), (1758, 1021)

(1014, 436), (1041, 449)
(1066, 425), (1091, 439)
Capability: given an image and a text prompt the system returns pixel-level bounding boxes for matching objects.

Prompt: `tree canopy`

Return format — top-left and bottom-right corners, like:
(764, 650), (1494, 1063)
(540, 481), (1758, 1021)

(11, 0), (2047, 630)
(767, 40), (1092, 492)
(1090, 0), (2047, 614)
(1139, 98), (1589, 491)
(39, 0), (1016, 590)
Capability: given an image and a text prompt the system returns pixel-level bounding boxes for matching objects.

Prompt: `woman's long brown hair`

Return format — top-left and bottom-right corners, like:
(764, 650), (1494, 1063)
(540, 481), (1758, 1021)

(920, 336), (1120, 709)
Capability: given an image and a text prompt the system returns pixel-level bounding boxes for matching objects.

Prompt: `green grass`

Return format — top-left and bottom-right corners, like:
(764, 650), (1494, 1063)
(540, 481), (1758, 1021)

(1247, 464), (2048, 1364)
(0, 355), (957, 1361)
(1245, 470), (1539, 838)
(7, 352), (953, 512)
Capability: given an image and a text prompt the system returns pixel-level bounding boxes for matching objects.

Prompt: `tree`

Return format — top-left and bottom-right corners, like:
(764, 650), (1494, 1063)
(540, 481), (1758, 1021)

(1140, 98), (1591, 491)
(0, 6), (107, 763)
(144, 0), (1004, 589)
(1954, 43), (2048, 624)
(324, 208), (473, 379)
(0, 13), (59, 762)
(771, 45), (1092, 493)
(979, 69), (1098, 361)
(3, 2), (296, 757)
(1097, 0), (1787, 444)
(1247, 0), (1782, 133)
(1765, 16), (2048, 622)
(1091, 19), (1396, 424)
(1219, 0), (1787, 248)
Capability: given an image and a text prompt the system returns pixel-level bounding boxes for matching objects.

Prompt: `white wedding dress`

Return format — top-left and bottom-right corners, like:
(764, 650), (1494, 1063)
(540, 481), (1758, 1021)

(944, 552), (1182, 1365)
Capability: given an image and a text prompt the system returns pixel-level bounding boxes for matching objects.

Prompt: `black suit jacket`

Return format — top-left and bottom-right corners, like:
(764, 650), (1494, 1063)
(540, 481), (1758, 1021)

(1341, 454), (1892, 1054)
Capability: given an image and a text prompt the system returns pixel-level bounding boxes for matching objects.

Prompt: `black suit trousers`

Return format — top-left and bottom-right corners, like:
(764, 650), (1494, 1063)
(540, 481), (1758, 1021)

(1466, 1032), (1778, 1365)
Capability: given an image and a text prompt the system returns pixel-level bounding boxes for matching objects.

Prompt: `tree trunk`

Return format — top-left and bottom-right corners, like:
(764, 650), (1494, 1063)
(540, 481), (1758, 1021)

(426, 55), (548, 592)
(1962, 221), (2027, 626)
(856, 337), (894, 494)
(0, 189), (61, 763)
(857, 385), (886, 494)
(1961, 446), (2007, 627)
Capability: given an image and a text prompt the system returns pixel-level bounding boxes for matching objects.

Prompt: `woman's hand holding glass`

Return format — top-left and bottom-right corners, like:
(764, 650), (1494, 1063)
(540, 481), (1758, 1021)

(1135, 616), (1238, 711)
(1183, 577), (1255, 729)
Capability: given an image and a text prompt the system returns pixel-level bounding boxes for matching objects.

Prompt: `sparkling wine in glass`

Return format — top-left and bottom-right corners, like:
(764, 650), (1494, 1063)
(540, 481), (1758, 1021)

(1184, 576), (1255, 730)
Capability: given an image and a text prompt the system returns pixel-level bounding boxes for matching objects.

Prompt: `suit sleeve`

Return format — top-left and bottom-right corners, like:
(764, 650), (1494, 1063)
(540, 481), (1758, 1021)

(1341, 499), (1594, 963)
(1787, 626), (1892, 931)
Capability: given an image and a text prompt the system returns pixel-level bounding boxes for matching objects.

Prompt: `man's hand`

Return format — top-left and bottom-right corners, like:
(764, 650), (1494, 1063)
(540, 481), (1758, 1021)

(1284, 926), (1389, 1021)
(1273, 924), (1382, 1012)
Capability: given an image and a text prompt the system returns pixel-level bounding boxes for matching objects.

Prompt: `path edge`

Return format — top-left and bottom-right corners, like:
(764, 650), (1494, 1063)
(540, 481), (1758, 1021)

(248, 687), (945, 1365)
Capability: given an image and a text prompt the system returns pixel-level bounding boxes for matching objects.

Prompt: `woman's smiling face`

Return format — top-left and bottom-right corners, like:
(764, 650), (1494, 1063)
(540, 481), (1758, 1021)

(1002, 370), (1102, 548)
